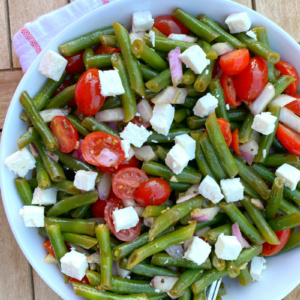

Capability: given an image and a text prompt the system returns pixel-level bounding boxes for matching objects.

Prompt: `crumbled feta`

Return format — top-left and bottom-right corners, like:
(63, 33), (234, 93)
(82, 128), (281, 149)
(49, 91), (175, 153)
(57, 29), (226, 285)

(239, 140), (259, 156)
(220, 178), (244, 203)
(198, 175), (224, 204)
(250, 256), (266, 281)
(246, 30), (257, 40)
(225, 12), (252, 34)
(226, 104), (230, 110)
(275, 163), (300, 191)
(132, 11), (154, 32)
(150, 103), (175, 136)
(121, 140), (134, 159)
(129, 31), (145, 44)
(112, 206), (139, 232)
(251, 112), (277, 135)
(178, 45), (210, 74)
(215, 233), (242, 260)
(184, 236), (212, 265)
(32, 187), (57, 206)
(4, 147), (36, 177)
(74, 170), (97, 191)
(120, 122), (151, 147)
(60, 250), (88, 281)
(193, 93), (218, 117)
(262, 149), (267, 158)
(149, 30), (155, 47)
(39, 108), (68, 123)
(19, 206), (45, 227)
(165, 144), (189, 175)
(135, 146), (157, 162)
(168, 34), (198, 43)
(175, 134), (196, 160)
(38, 50), (67, 81)
(212, 42), (234, 56)
(99, 69), (125, 97)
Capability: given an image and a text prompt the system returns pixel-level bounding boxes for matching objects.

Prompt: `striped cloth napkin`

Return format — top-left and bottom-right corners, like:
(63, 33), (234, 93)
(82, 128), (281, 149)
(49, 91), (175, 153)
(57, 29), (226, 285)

(13, 0), (114, 73)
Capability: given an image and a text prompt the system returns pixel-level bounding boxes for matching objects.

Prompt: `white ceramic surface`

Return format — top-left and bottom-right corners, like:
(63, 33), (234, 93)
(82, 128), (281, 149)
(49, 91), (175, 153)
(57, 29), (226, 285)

(1, 0), (300, 299)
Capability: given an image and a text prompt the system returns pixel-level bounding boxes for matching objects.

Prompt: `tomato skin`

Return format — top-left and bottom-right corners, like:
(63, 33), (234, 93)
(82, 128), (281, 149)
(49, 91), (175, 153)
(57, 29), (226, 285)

(95, 44), (120, 55)
(285, 94), (300, 115)
(134, 178), (171, 207)
(97, 156), (140, 175)
(131, 115), (151, 128)
(50, 116), (79, 153)
(91, 198), (108, 218)
(64, 51), (85, 75)
(153, 15), (189, 36)
(104, 197), (141, 242)
(220, 73), (241, 107)
(75, 68), (105, 116)
(262, 229), (290, 256)
(276, 123), (300, 155)
(233, 56), (268, 102)
(231, 128), (240, 155)
(112, 167), (148, 200)
(217, 118), (232, 147)
(275, 61), (299, 95)
(69, 276), (90, 285)
(219, 49), (250, 76)
(43, 238), (70, 258)
(82, 132), (125, 167)
(52, 79), (72, 97)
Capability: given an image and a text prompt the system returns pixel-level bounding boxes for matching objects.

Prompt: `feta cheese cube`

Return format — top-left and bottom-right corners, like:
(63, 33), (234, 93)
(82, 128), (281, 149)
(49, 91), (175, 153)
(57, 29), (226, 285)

(98, 69), (125, 97)
(150, 103), (175, 136)
(165, 144), (189, 175)
(225, 12), (252, 34)
(38, 50), (68, 81)
(168, 34), (198, 43)
(275, 163), (300, 191)
(246, 30), (257, 40)
(149, 30), (155, 47)
(135, 146), (157, 162)
(212, 42), (234, 56)
(251, 112), (277, 135)
(184, 236), (212, 265)
(39, 108), (68, 123)
(120, 122), (151, 147)
(112, 206), (139, 232)
(121, 140), (134, 159)
(239, 140), (259, 156)
(178, 45), (210, 74)
(60, 250), (88, 281)
(220, 178), (244, 203)
(32, 187), (57, 206)
(19, 206), (44, 227)
(132, 11), (154, 32)
(193, 93), (218, 118)
(4, 147), (36, 177)
(74, 170), (97, 191)
(198, 175), (224, 204)
(175, 134), (196, 160)
(215, 233), (242, 260)
(129, 32), (145, 44)
(250, 256), (266, 281)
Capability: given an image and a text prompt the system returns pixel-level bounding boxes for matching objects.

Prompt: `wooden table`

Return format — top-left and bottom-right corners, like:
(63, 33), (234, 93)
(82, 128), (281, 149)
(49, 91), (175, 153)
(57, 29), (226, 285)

(0, 0), (300, 299)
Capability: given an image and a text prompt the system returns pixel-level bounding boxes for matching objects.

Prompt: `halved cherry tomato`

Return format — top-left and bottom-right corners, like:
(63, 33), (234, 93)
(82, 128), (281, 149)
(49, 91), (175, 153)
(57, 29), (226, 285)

(275, 61), (299, 95)
(276, 123), (300, 155)
(69, 276), (90, 285)
(285, 94), (300, 115)
(50, 116), (79, 153)
(220, 73), (241, 107)
(82, 132), (126, 167)
(153, 15), (189, 36)
(217, 118), (232, 147)
(75, 68), (105, 116)
(262, 228), (291, 256)
(97, 156), (140, 175)
(63, 51), (85, 74)
(233, 56), (268, 102)
(231, 128), (240, 155)
(95, 44), (120, 55)
(43, 238), (70, 258)
(134, 178), (171, 207)
(212, 58), (223, 79)
(68, 98), (77, 109)
(112, 167), (148, 200)
(52, 79), (72, 97)
(219, 49), (250, 76)
(74, 107), (87, 121)
(91, 197), (108, 218)
(131, 115), (151, 128)
(104, 197), (141, 242)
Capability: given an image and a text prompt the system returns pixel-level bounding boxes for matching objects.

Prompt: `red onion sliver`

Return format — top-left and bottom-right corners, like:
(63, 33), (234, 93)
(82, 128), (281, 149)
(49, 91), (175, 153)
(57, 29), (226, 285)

(97, 174), (112, 200)
(191, 207), (220, 222)
(165, 244), (184, 258)
(151, 276), (178, 293)
(232, 222), (250, 248)
(168, 47), (182, 87)
(29, 143), (39, 158)
(240, 149), (255, 165)
(72, 140), (86, 163)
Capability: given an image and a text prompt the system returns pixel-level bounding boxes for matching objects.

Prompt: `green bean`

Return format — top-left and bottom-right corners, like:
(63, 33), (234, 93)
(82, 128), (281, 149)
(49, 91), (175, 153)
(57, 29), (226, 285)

(173, 9), (219, 42)
(240, 179), (261, 199)
(194, 60), (215, 92)
(212, 251), (226, 272)
(82, 116), (120, 138)
(145, 68), (171, 93)
(113, 23), (145, 97)
(242, 197), (279, 245)
(17, 127), (39, 149)
(279, 198), (300, 215)
(154, 145), (168, 161)
(273, 75), (296, 98)
(14, 178), (33, 205)
(182, 69), (197, 85)
(195, 141), (215, 179)
(127, 223), (196, 269)
(99, 35), (118, 47)
(20, 92), (58, 151)
(274, 231), (300, 256)
(265, 177), (283, 220)
(46, 224), (68, 268)
(268, 213), (300, 232)
(47, 190), (98, 217)
(83, 48), (94, 70)
(235, 32), (280, 63)
(227, 261), (240, 278)
(51, 180), (80, 195)
(147, 128), (190, 143)
(100, 96), (122, 111)
(179, 287), (192, 300)
(58, 26), (114, 56)
(62, 233), (98, 249)
(111, 53), (136, 122)
(27, 178), (38, 190)
(148, 295), (169, 300)
(181, 96), (198, 108)
(45, 84), (76, 109)
(139, 63), (159, 81)
(35, 156), (51, 189)
(170, 182), (192, 191)
(149, 196), (204, 241)
(194, 213), (228, 232)
(142, 205), (168, 218)
(198, 14), (245, 48)
(71, 205), (90, 219)
(86, 270), (101, 287)
(204, 224), (232, 244)
(238, 266), (253, 286)
(238, 113), (254, 144)
(198, 40), (218, 60)
(273, 136), (286, 153)
(174, 108), (192, 123)
(206, 111), (238, 178)
(85, 53), (113, 68)
(219, 202), (264, 244)
(263, 153), (299, 167)
(66, 115), (89, 136)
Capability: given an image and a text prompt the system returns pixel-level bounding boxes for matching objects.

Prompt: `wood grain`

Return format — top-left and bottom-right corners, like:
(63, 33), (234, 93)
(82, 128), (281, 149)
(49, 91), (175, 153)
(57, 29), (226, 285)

(0, 0), (11, 69)
(232, 0), (253, 8)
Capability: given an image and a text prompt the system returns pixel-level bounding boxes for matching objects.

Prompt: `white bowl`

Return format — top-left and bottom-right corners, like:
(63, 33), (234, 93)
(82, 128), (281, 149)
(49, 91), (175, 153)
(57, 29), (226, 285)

(1, 0), (300, 299)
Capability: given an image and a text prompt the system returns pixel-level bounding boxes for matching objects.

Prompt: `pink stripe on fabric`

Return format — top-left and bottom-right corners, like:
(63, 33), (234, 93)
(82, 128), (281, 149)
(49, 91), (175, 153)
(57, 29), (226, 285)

(20, 27), (42, 54)
(101, 0), (110, 4)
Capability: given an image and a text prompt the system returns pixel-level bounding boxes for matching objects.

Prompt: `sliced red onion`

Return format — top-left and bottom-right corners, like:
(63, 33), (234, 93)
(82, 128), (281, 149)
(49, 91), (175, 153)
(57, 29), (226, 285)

(68, 243), (90, 256)
(74, 108), (87, 121)
(122, 199), (137, 207)
(137, 99), (153, 122)
(112, 260), (118, 276)
(239, 140), (259, 158)
(135, 146), (157, 162)
(39, 108), (69, 123)
(105, 122), (119, 132)
(152, 86), (187, 105)
(280, 107), (300, 133)
(232, 223), (250, 248)
(46, 151), (59, 163)
(185, 184), (199, 196)
(95, 108), (125, 122)
(191, 207), (220, 222)
(116, 260), (131, 278)
(240, 149), (255, 165)
(86, 252), (100, 263)
(29, 143), (39, 158)
(176, 193), (195, 204)
(269, 94), (296, 107)
(144, 217), (154, 228)
(251, 198), (264, 210)
(195, 226), (211, 238)
(212, 42), (234, 56)
(134, 206), (145, 217)
(165, 244), (183, 258)
(97, 174), (112, 200)
(72, 139), (86, 163)
(183, 237), (193, 251)
(168, 33), (198, 43)
(151, 276), (178, 293)
(168, 47), (183, 87)
(97, 148), (119, 167)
